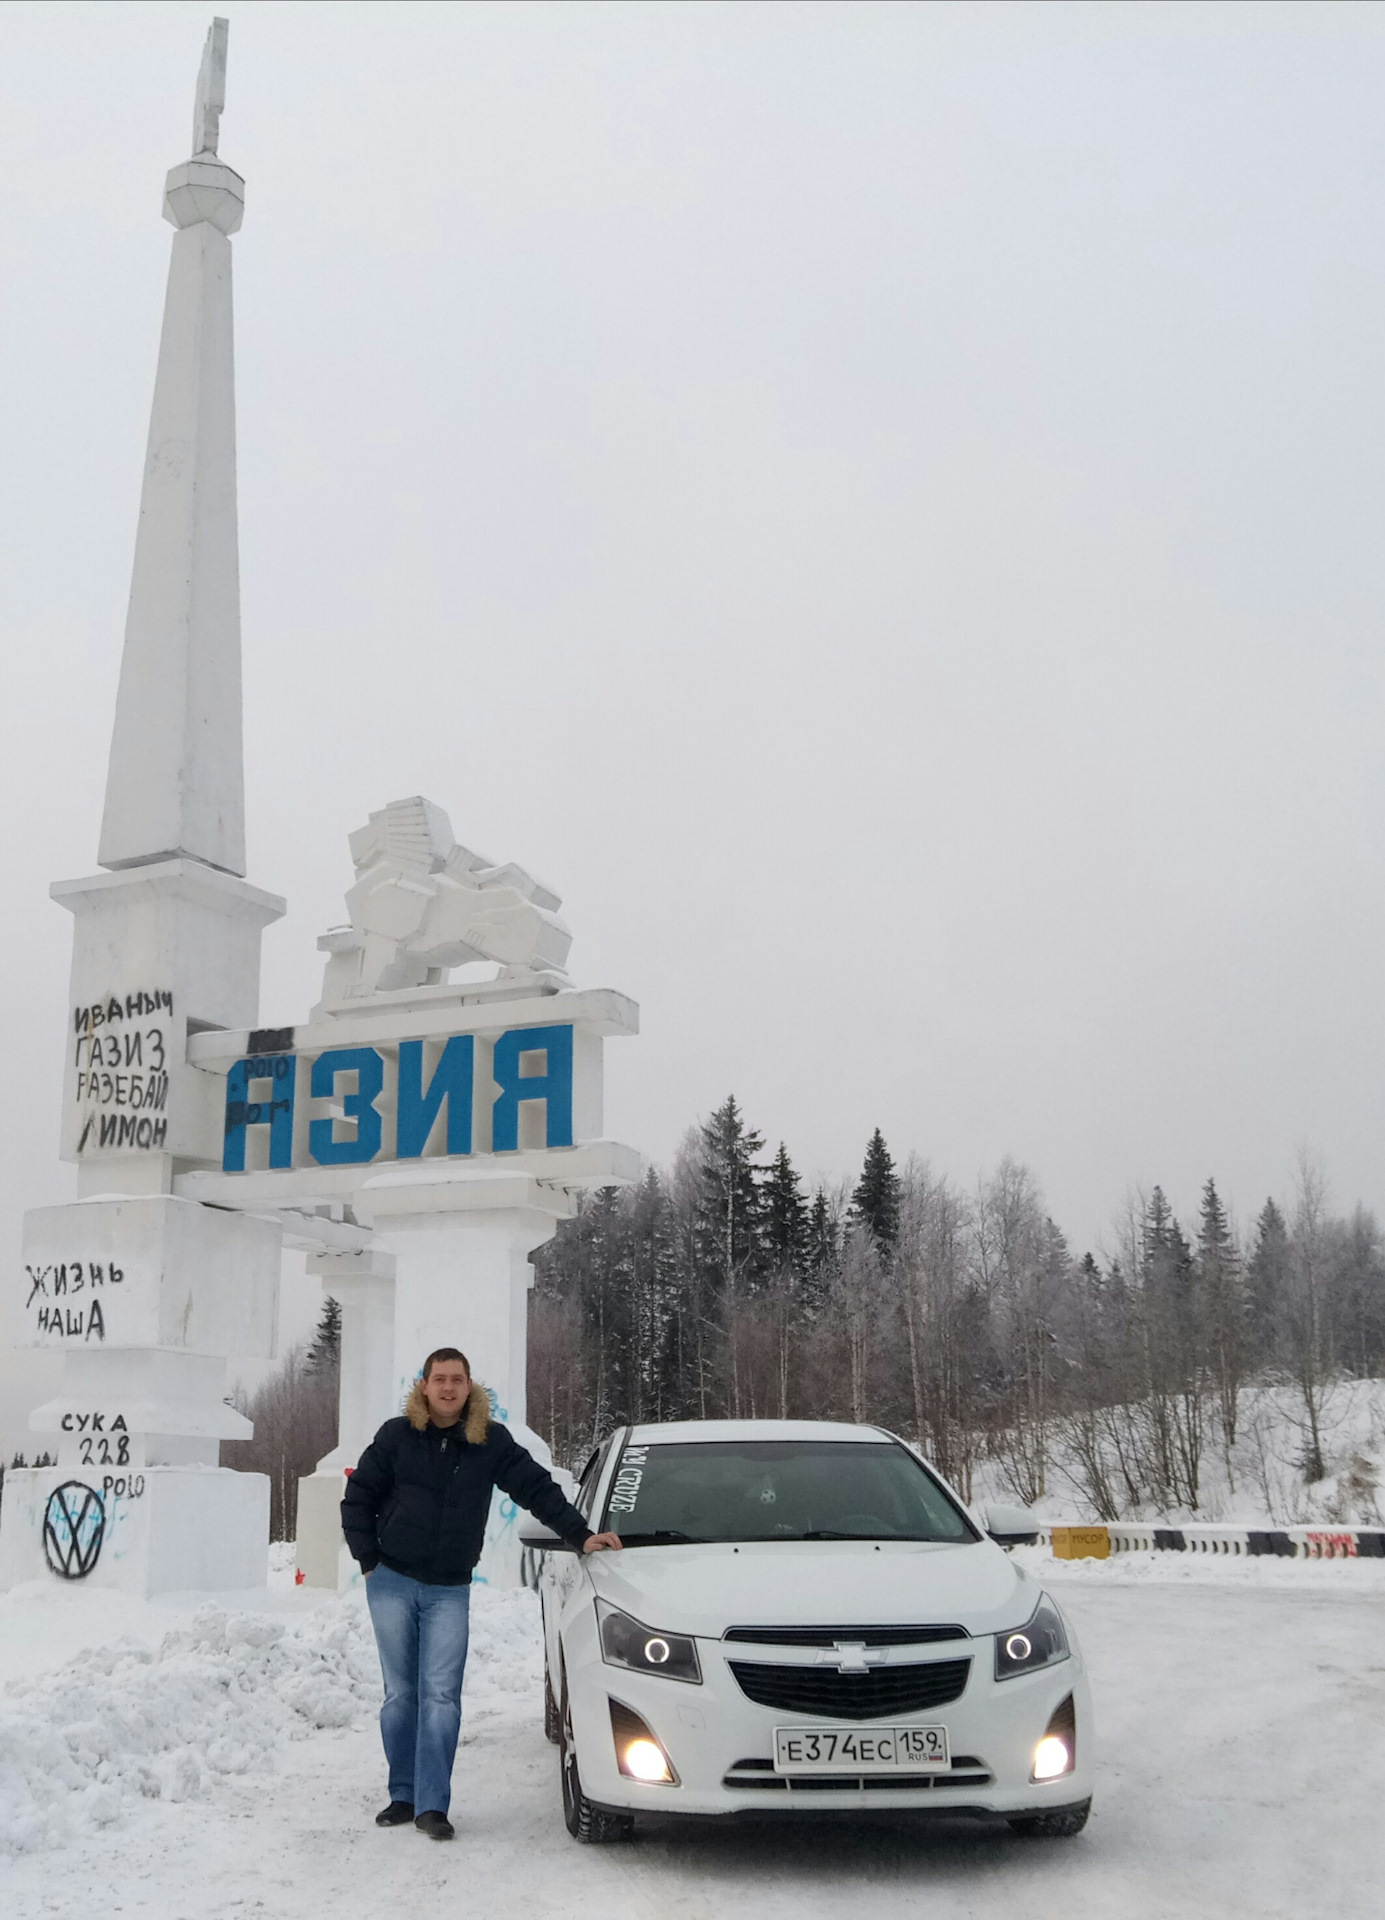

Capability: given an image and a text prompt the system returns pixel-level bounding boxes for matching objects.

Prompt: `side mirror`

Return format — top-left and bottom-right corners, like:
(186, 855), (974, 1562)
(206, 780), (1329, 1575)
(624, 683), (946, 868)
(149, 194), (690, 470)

(519, 1525), (580, 1553)
(984, 1503), (1040, 1547)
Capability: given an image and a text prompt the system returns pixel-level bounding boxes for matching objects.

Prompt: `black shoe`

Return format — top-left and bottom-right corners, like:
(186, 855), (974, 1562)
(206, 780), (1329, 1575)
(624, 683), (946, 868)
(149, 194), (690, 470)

(415, 1811), (455, 1841)
(375, 1801), (415, 1827)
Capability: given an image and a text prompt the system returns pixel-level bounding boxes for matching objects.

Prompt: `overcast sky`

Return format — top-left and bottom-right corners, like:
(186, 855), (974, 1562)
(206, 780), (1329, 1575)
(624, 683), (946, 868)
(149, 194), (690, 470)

(3, 0), (1385, 1440)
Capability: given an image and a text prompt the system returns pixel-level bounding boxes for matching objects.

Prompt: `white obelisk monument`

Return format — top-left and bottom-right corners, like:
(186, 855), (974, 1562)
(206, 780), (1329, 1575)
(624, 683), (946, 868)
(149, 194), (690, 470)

(0, 20), (643, 1598)
(0, 21), (284, 1596)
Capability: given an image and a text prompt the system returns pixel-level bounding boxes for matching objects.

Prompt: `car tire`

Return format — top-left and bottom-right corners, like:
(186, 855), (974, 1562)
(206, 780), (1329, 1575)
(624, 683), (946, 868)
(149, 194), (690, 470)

(1007, 1798), (1091, 1838)
(559, 1664), (634, 1844)
(543, 1668), (561, 1745)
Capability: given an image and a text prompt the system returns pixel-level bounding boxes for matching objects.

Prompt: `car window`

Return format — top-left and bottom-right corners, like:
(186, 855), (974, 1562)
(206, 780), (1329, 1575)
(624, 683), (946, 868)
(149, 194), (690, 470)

(574, 1436), (615, 1520)
(605, 1440), (977, 1545)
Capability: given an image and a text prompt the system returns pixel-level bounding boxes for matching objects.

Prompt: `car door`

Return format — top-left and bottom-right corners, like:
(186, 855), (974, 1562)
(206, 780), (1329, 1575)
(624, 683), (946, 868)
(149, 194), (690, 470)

(541, 1434), (617, 1681)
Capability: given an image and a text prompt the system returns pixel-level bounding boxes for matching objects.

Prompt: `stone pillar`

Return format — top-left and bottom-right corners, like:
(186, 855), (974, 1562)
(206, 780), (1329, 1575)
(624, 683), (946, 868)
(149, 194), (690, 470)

(367, 1166), (574, 1587)
(294, 1246), (396, 1592)
(312, 1248), (398, 1469)
(295, 1171), (573, 1592)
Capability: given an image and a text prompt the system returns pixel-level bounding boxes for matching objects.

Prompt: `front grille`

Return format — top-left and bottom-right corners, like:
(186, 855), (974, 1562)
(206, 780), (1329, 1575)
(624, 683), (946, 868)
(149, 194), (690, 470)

(722, 1755), (993, 1792)
(728, 1657), (971, 1721)
(862, 1768), (992, 1791)
(725, 1624), (968, 1648)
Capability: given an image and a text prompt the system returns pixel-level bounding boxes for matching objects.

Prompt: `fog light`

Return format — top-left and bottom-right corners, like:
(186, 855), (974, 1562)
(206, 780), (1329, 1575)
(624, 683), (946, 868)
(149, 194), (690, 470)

(610, 1698), (680, 1785)
(624, 1738), (672, 1783)
(1033, 1735), (1070, 1780)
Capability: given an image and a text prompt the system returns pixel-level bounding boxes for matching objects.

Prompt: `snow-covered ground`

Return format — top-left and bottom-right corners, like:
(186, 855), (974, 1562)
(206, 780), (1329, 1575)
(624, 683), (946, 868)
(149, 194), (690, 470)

(2, 1550), (1381, 1919)
(974, 1376), (1385, 1530)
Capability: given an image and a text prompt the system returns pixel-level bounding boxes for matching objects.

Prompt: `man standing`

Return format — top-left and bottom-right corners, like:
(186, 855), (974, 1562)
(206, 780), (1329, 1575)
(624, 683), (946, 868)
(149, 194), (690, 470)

(343, 1347), (620, 1840)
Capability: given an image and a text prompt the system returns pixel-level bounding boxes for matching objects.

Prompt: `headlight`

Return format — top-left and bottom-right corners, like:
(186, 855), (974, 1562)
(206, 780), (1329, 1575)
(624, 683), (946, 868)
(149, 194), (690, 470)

(598, 1603), (702, 1685)
(994, 1595), (1069, 1681)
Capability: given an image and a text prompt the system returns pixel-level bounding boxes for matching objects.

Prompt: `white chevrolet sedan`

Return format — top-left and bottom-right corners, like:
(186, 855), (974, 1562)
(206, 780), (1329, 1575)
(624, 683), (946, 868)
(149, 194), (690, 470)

(522, 1420), (1092, 1844)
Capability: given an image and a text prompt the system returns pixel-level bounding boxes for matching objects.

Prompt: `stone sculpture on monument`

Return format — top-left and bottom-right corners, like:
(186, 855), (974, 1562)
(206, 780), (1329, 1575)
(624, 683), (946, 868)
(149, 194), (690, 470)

(315, 797), (573, 1007)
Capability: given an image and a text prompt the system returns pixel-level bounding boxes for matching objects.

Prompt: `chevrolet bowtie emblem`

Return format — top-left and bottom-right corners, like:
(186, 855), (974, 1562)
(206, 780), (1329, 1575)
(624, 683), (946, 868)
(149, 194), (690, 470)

(829, 1641), (879, 1673)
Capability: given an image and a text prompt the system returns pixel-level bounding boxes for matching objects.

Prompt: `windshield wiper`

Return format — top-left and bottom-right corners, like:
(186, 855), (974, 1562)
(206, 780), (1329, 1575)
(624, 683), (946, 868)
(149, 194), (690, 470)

(613, 1529), (704, 1546)
(793, 1530), (935, 1541)
(794, 1529), (881, 1540)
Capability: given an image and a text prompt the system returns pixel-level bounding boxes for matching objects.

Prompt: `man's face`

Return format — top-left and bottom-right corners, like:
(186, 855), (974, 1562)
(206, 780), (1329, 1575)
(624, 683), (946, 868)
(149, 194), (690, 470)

(422, 1360), (471, 1423)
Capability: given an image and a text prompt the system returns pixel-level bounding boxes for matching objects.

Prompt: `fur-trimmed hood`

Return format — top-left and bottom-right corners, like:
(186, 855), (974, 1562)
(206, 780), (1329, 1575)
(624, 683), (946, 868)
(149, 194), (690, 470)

(404, 1378), (491, 1444)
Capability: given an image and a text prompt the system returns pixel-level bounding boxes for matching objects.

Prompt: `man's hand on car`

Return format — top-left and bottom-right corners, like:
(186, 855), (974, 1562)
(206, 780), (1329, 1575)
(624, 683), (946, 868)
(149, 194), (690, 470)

(583, 1532), (623, 1552)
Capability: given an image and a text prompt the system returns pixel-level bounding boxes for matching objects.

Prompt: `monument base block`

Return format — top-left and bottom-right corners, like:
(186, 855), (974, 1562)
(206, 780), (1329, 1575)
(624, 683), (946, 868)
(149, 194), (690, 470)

(0, 1464), (269, 1597)
(295, 1468), (359, 1592)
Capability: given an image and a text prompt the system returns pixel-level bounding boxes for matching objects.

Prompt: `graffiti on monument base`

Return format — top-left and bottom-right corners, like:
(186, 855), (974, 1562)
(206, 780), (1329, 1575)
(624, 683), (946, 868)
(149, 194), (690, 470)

(23, 1261), (127, 1344)
(60, 1409), (133, 1469)
(71, 989), (175, 1157)
(101, 1473), (146, 1502)
(43, 1480), (107, 1579)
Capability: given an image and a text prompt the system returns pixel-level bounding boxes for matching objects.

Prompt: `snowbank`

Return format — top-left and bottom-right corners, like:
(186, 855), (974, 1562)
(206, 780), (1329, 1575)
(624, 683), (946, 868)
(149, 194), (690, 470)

(0, 1583), (542, 1856)
(1021, 1542), (1385, 1589)
(0, 1542), (307, 1687)
(973, 1376), (1385, 1529)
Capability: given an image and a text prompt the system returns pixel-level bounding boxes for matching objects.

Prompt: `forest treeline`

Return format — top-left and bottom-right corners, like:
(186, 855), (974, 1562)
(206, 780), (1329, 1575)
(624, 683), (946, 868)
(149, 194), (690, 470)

(529, 1098), (1385, 1517)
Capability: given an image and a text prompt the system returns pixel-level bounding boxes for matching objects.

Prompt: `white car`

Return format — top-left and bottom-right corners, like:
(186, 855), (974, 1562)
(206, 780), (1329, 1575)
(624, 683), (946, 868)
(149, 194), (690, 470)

(523, 1419), (1092, 1843)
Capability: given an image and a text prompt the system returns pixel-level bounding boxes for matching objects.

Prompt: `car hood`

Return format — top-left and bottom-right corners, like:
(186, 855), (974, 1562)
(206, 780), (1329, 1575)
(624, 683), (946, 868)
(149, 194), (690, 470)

(585, 1538), (1039, 1641)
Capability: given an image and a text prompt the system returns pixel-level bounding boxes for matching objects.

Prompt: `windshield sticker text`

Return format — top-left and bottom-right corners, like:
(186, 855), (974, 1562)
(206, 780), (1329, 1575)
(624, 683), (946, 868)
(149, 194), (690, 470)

(609, 1446), (648, 1514)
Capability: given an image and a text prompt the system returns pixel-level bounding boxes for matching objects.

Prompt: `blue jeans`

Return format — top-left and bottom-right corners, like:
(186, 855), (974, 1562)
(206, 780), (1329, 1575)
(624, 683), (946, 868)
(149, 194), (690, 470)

(365, 1564), (472, 1816)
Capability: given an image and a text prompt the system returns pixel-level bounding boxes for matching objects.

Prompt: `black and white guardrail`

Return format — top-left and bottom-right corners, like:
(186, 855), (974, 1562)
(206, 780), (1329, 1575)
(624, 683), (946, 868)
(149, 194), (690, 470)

(1040, 1523), (1385, 1560)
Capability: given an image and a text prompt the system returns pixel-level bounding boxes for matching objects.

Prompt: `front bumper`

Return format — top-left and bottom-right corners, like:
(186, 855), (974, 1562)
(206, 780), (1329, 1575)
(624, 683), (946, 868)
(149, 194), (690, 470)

(566, 1624), (1093, 1820)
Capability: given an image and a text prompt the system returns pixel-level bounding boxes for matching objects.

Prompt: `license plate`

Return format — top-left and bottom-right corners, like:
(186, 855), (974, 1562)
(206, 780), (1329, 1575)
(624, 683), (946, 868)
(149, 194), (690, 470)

(772, 1724), (950, 1773)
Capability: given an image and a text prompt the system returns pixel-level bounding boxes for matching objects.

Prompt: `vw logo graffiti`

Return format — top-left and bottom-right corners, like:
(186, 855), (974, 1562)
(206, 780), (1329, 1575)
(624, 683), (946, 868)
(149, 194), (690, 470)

(43, 1480), (106, 1580)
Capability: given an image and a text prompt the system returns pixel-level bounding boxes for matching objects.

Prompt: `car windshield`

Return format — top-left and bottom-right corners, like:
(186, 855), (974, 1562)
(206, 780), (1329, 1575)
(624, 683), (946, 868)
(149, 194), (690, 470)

(604, 1440), (977, 1546)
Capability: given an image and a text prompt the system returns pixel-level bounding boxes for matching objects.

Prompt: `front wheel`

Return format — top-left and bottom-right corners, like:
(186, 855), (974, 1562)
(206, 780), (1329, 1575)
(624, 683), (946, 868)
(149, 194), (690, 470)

(1008, 1798), (1091, 1838)
(543, 1668), (561, 1745)
(559, 1666), (633, 1844)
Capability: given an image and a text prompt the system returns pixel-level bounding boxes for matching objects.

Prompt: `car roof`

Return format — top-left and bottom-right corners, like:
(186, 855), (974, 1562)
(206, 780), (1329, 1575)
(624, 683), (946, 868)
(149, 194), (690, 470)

(621, 1419), (896, 1445)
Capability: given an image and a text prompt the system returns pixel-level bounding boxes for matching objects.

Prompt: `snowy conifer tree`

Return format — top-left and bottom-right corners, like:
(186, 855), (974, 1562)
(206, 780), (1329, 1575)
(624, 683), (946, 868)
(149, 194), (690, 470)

(762, 1143), (808, 1278)
(1198, 1178), (1247, 1465)
(1248, 1197), (1290, 1369)
(307, 1295), (342, 1373)
(696, 1096), (766, 1292)
(850, 1129), (900, 1249)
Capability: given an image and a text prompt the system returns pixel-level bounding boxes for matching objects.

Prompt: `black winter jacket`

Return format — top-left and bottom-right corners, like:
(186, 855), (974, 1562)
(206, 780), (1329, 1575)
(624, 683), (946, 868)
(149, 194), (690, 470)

(342, 1413), (591, 1584)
